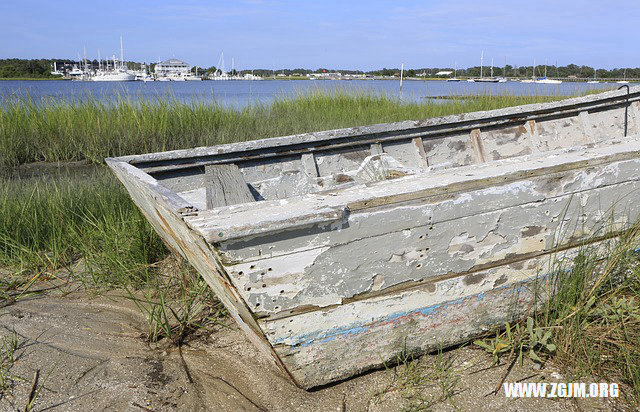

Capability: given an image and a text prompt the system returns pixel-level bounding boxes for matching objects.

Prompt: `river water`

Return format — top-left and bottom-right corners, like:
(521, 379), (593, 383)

(0, 79), (626, 109)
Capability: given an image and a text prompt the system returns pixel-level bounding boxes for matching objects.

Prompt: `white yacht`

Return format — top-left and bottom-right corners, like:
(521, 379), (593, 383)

(68, 65), (84, 77)
(92, 66), (135, 82)
(92, 38), (136, 82)
(183, 67), (202, 81)
(535, 78), (562, 84)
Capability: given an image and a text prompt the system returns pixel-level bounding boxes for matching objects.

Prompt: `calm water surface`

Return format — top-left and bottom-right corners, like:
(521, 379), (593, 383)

(0, 79), (624, 108)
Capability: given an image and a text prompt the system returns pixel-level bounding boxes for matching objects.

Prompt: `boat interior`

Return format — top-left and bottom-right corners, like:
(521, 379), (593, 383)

(122, 88), (640, 211)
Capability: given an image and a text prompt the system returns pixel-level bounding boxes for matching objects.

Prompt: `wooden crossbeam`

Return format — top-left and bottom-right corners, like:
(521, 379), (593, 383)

(205, 164), (256, 209)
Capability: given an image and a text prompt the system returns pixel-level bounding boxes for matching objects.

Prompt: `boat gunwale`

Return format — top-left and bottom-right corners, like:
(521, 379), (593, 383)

(183, 136), (640, 243)
(110, 87), (640, 174)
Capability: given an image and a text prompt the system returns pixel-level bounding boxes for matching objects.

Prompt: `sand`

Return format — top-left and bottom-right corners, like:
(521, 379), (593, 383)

(0, 288), (620, 411)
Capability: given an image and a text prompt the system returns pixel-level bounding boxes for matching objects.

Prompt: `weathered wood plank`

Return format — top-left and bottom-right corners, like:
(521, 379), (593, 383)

(412, 137), (429, 167)
(579, 111), (594, 142)
(262, 252), (555, 388)
(225, 175), (640, 317)
(261, 236), (617, 388)
(186, 139), (640, 245)
(370, 142), (384, 155)
(632, 101), (640, 135)
(205, 164), (255, 209)
(526, 119), (542, 153)
(300, 153), (318, 177)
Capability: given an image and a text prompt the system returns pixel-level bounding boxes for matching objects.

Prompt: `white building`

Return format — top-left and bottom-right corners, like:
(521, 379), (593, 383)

(154, 59), (191, 76)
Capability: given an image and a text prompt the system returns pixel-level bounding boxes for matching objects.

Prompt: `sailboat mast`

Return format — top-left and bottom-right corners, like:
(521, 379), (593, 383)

(480, 51), (484, 79)
(503, 56), (506, 79)
(490, 58), (494, 77)
(120, 35), (124, 70)
(83, 47), (88, 75)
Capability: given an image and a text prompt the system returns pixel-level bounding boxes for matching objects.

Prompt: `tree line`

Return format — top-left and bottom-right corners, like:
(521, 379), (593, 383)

(1, 58), (638, 79)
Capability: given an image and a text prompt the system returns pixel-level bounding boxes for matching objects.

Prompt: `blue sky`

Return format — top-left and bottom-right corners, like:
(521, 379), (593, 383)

(1, 0), (639, 70)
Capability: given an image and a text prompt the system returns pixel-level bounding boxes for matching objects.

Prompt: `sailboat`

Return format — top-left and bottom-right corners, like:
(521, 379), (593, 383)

(534, 60), (562, 84)
(50, 62), (63, 76)
(496, 58), (508, 82)
(587, 67), (599, 84)
(446, 62), (460, 82)
(91, 37), (135, 82)
(209, 52), (230, 80)
(617, 69), (629, 84)
(473, 52), (500, 82)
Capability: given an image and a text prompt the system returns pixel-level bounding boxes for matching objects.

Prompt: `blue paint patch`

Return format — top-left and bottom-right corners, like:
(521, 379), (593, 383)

(275, 273), (552, 349)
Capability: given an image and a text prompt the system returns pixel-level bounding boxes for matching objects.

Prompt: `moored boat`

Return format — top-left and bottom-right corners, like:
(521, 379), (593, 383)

(92, 69), (135, 82)
(534, 77), (562, 84)
(108, 87), (640, 389)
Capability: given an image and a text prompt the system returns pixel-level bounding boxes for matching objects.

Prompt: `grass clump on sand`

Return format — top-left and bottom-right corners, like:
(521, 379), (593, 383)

(0, 168), (225, 343)
(0, 89), (567, 169)
(372, 347), (460, 411)
(0, 331), (19, 398)
(474, 223), (640, 406)
(543, 226), (640, 405)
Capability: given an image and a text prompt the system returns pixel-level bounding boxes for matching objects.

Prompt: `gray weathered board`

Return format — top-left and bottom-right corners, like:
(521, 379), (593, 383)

(107, 87), (640, 389)
(204, 164), (255, 208)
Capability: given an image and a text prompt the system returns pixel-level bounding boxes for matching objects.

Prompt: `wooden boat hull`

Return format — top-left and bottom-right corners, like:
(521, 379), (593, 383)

(107, 87), (640, 388)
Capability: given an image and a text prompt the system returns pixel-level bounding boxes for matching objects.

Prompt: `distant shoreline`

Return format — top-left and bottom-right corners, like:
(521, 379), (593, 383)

(0, 77), (69, 81)
(0, 76), (636, 83)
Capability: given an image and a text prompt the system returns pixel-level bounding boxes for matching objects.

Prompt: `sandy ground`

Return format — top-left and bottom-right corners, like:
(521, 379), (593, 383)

(0, 288), (624, 412)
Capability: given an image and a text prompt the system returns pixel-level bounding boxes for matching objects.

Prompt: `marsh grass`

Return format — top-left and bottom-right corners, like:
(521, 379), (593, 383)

(0, 89), (567, 169)
(0, 167), (224, 343)
(0, 168), (165, 284)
